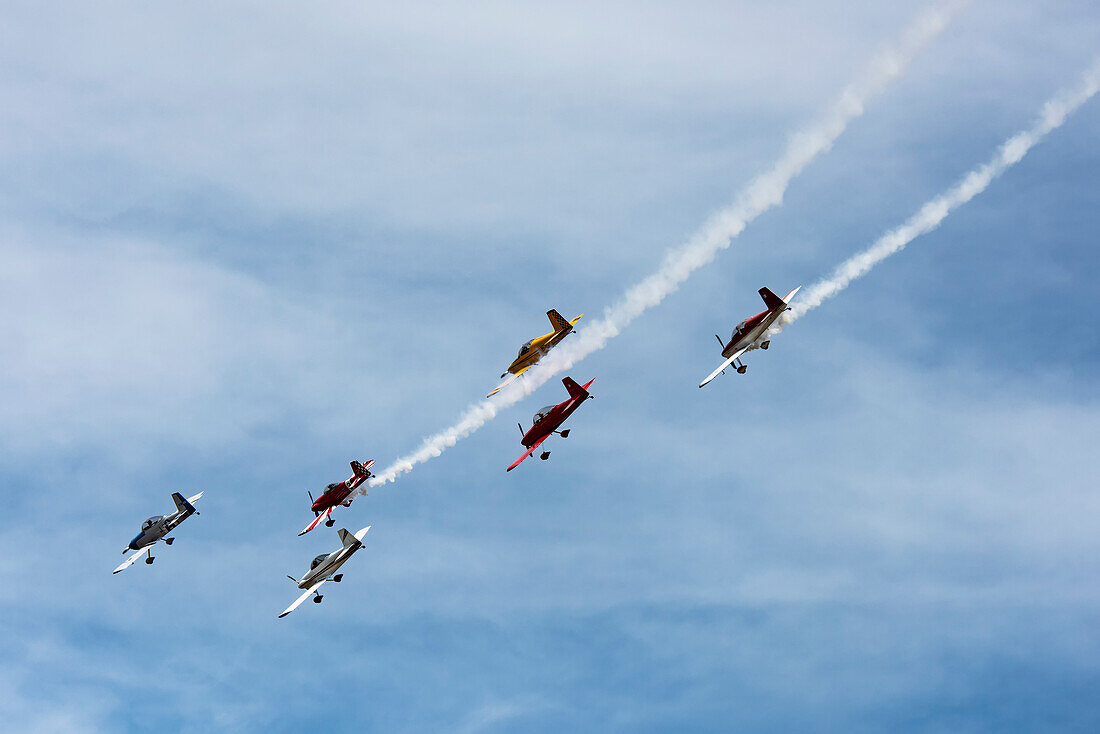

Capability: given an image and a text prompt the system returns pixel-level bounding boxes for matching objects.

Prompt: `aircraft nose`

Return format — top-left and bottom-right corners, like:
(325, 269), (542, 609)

(128, 534), (143, 551)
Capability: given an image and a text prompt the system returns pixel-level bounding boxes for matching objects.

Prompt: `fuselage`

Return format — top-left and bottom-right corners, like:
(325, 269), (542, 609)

(722, 307), (784, 358)
(507, 331), (561, 375)
(128, 518), (165, 550)
(522, 395), (583, 447)
(127, 509), (188, 550)
(311, 474), (368, 513)
(297, 545), (357, 589)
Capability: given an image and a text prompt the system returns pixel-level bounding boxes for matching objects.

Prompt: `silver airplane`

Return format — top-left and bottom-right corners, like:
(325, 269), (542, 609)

(113, 491), (204, 574)
(278, 525), (371, 618)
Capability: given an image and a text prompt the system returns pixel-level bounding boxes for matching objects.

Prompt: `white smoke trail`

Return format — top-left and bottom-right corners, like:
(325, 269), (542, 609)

(368, 1), (967, 487)
(772, 58), (1100, 335)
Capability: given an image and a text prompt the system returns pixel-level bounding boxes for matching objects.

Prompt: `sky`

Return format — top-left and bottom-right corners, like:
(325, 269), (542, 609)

(1, 1), (1098, 732)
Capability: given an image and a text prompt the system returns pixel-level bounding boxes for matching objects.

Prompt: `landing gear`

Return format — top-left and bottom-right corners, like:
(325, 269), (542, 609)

(761, 340), (770, 350)
(540, 451), (551, 461)
(333, 574), (343, 583)
(145, 550), (154, 565)
(737, 365), (747, 374)
(558, 429), (570, 438)
(313, 594), (323, 604)
(164, 537), (174, 545)
(325, 518), (335, 527)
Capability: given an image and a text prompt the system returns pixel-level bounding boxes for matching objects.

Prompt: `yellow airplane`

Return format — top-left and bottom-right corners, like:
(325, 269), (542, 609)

(488, 309), (583, 397)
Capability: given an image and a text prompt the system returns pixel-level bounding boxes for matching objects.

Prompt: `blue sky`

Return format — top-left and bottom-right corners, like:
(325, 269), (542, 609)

(1, 1), (1099, 731)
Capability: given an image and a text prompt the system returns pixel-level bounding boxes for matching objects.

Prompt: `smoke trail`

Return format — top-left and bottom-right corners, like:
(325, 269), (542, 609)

(368, 1), (966, 487)
(772, 58), (1100, 335)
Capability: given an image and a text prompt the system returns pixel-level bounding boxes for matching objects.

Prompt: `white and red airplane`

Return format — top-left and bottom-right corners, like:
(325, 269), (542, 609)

(699, 286), (800, 388)
(298, 460), (374, 536)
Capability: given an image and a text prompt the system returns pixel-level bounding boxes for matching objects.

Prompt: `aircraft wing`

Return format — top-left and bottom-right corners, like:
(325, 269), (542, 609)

(298, 506), (334, 537)
(113, 548), (146, 574)
(278, 579), (326, 618)
(488, 367), (527, 398)
(699, 346), (749, 388)
(506, 433), (550, 472)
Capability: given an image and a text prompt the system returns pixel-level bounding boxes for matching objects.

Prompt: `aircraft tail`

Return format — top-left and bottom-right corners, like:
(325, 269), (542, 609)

(562, 376), (594, 401)
(171, 492), (196, 515)
(547, 309), (574, 334)
(759, 286), (799, 311)
(337, 526), (370, 548)
(351, 459), (374, 479)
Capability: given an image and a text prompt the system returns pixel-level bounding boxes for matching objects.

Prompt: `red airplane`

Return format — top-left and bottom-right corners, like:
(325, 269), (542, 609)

(506, 377), (594, 472)
(298, 460), (375, 536)
(698, 285), (800, 388)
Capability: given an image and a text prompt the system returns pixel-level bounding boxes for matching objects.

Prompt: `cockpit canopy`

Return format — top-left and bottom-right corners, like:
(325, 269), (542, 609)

(517, 341), (533, 358)
(310, 553), (330, 570)
(141, 516), (162, 531)
(533, 406), (555, 425)
(326, 483), (339, 491)
(731, 320), (748, 340)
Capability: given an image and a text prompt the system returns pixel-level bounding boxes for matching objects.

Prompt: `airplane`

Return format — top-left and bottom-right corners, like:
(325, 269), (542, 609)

(699, 286), (800, 388)
(506, 376), (594, 472)
(279, 525), (371, 618)
(113, 491), (204, 574)
(298, 460), (374, 537)
(488, 309), (583, 397)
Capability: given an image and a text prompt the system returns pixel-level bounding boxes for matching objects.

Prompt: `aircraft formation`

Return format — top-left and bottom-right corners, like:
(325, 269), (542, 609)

(113, 292), (795, 617)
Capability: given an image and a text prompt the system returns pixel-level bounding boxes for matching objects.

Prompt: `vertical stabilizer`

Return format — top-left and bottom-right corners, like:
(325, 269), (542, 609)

(350, 459), (373, 479)
(562, 376), (594, 400)
(758, 287), (785, 311)
(547, 309), (573, 334)
(170, 492), (196, 515)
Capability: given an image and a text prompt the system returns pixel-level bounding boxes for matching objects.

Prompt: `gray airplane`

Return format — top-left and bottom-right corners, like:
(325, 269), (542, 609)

(113, 491), (204, 574)
(279, 525), (371, 618)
